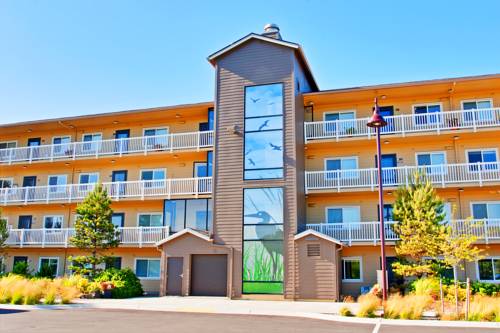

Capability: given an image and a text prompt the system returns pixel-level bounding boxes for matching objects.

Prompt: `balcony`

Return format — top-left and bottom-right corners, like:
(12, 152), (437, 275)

(304, 108), (500, 142)
(305, 219), (500, 245)
(0, 131), (214, 165)
(0, 177), (212, 205)
(305, 162), (500, 193)
(5, 226), (169, 248)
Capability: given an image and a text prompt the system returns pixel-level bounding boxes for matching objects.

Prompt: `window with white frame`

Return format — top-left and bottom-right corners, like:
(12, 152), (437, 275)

(326, 207), (360, 224)
(416, 152), (447, 175)
(78, 173), (99, 192)
(52, 136), (72, 155)
(476, 258), (500, 282)
(141, 169), (166, 188)
(138, 213), (163, 227)
(467, 149), (498, 171)
(323, 110), (356, 135)
(43, 215), (63, 229)
(39, 257), (59, 276)
(82, 133), (102, 152)
(413, 103), (442, 125)
(325, 157), (358, 179)
(0, 178), (13, 188)
(0, 141), (17, 150)
(342, 257), (362, 282)
(48, 175), (67, 193)
(471, 202), (500, 220)
(462, 99), (494, 123)
(135, 258), (160, 279)
(144, 128), (169, 148)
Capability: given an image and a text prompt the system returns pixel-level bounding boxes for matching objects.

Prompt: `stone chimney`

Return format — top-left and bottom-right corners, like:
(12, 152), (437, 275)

(262, 23), (282, 40)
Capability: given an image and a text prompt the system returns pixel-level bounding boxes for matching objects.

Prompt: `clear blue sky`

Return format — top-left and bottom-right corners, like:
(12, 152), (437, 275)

(1, 0), (499, 124)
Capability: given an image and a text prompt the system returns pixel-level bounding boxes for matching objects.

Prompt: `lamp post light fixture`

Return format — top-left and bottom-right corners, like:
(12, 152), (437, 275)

(367, 97), (389, 301)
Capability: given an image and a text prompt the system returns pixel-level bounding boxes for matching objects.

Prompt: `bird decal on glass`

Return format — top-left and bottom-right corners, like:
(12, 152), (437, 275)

(269, 143), (282, 151)
(258, 120), (270, 131)
(248, 158), (256, 166)
(250, 97), (260, 103)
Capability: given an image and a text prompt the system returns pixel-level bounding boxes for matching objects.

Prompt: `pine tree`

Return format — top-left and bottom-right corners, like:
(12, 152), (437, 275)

(391, 172), (447, 277)
(69, 184), (119, 278)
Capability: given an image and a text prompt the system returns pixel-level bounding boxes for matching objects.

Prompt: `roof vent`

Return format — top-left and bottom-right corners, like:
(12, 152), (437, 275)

(262, 23), (282, 40)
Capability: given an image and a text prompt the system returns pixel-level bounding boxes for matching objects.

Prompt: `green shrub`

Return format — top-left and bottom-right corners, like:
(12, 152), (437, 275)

(12, 261), (31, 277)
(94, 268), (143, 298)
(35, 264), (56, 279)
(471, 282), (500, 296)
(339, 306), (353, 316)
(411, 277), (440, 298)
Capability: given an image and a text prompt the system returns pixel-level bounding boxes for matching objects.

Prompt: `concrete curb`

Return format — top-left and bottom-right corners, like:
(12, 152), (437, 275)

(2, 301), (499, 329)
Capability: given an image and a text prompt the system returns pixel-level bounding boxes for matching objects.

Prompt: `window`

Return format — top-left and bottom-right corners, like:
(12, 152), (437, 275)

(111, 213), (125, 228)
(342, 257), (362, 282)
(39, 257), (59, 276)
(135, 259), (160, 279)
(323, 110), (356, 135)
(141, 169), (166, 188)
(462, 99), (494, 123)
(0, 141), (17, 150)
(79, 173), (99, 191)
(13, 256), (28, 268)
(325, 157), (358, 179)
(48, 175), (67, 192)
(471, 202), (500, 220)
(82, 133), (102, 152)
(144, 128), (169, 148)
(467, 149), (498, 171)
(0, 178), (13, 188)
(105, 257), (122, 270)
(413, 103), (442, 125)
(43, 216), (63, 229)
(193, 152), (213, 178)
(477, 258), (500, 282)
(138, 213), (163, 227)
(52, 136), (72, 155)
(416, 152), (447, 175)
(244, 83), (284, 180)
(243, 188), (284, 294)
(326, 207), (360, 224)
(164, 199), (213, 232)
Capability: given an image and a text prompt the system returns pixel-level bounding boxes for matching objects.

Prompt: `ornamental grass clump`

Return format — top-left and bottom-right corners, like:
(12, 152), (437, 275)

(468, 296), (500, 322)
(356, 294), (381, 318)
(384, 295), (432, 320)
(339, 306), (353, 317)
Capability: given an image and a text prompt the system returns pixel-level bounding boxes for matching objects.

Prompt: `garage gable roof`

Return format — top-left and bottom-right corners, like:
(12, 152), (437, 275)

(294, 229), (343, 245)
(156, 228), (211, 247)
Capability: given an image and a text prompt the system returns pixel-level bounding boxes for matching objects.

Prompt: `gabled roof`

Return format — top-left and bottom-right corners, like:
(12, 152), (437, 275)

(294, 229), (343, 246)
(207, 33), (319, 91)
(156, 228), (211, 247)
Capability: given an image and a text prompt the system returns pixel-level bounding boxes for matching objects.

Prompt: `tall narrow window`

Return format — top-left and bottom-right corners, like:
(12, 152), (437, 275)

(244, 83), (284, 180)
(243, 187), (284, 294)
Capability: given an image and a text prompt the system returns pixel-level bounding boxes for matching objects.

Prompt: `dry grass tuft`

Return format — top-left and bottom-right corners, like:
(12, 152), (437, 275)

(356, 293), (381, 318)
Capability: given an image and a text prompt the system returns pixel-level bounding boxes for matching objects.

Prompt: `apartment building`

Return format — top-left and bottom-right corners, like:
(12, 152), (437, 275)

(1, 24), (499, 299)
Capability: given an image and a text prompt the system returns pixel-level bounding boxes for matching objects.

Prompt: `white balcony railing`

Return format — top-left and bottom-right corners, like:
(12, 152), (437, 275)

(0, 130), (214, 165)
(5, 226), (169, 248)
(304, 108), (500, 142)
(0, 177), (212, 205)
(305, 162), (500, 193)
(305, 219), (500, 245)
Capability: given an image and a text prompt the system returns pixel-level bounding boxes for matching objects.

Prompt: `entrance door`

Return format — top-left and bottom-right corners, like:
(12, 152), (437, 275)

(379, 106), (394, 133)
(191, 254), (227, 296)
(22, 176), (37, 201)
(18, 215), (32, 229)
(376, 154), (397, 185)
(382, 256), (403, 285)
(115, 129), (130, 153)
(111, 170), (128, 196)
(27, 137), (41, 159)
(167, 257), (183, 296)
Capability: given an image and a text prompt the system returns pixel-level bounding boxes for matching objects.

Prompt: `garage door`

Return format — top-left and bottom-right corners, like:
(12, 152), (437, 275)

(191, 254), (227, 296)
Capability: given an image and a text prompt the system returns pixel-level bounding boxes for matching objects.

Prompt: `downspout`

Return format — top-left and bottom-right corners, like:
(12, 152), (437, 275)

(336, 243), (344, 301)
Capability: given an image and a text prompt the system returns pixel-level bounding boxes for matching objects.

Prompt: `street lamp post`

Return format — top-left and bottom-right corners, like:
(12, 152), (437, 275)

(367, 97), (389, 301)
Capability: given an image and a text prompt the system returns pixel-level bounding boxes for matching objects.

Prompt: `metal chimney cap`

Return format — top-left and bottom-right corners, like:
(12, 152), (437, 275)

(264, 23), (280, 33)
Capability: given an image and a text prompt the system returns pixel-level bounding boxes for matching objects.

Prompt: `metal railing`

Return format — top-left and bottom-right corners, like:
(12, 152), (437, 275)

(304, 108), (500, 142)
(305, 162), (500, 193)
(0, 130), (214, 165)
(5, 226), (169, 248)
(305, 219), (500, 245)
(0, 177), (212, 205)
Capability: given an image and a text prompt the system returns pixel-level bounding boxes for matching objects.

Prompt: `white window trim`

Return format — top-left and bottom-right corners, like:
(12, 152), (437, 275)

(38, 257), (60, 276)
(48, 174), (68, 184)
(475, 257), (500, 283)
(342, 256), (363, 282)
(81, 133), (103, 141)
(134, 257), (161, 280)
(43, 215), (64, 229)
(324, 156), (359, 170)
(137, 212), (164, 227)
(465, 148), (498, 173)
(142, 127), (170, 136)
(140, 168), (167, 180)
(0, 140), (17, 149)
(323, 110), (357, 121)
(324, 206), (361, 224)
(52, 135), (72, 144)
(412, 102), (443, 126)
(0, 177), (14, 188)
(78, 172), (100, 184)
(412, 102), (444, 113)
(469, 201), (500, 220)
(461, 98), (493, 110)
(415, 151), (448, 175)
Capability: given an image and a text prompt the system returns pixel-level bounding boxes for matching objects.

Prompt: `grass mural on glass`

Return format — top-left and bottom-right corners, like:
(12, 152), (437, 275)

(243, 241), (284, 294)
